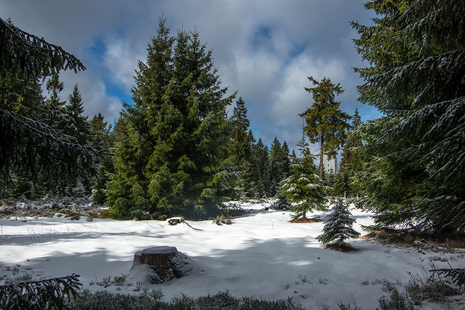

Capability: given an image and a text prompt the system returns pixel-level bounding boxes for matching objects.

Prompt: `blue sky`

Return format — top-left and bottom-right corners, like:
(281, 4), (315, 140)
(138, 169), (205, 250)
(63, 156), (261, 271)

(1, 0), (381, 154)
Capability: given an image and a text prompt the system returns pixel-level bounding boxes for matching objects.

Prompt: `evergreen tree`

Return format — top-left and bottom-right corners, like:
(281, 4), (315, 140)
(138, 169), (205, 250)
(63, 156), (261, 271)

(0, 17), (100, 196)
(65, 84), (90, 145)
(229, 97), (253, 200)
(281, 141), (291, 179)
(339, 108), (363, 173)
(268, 137), (283, 197)
(352, 0), (465, 232)
(325, 168), (336, 196)
(230, 97), (252, 164)
(333, 169), (350, 198)
(107, 18), (235, 219)
(281, 134), (327, 220)
(44, 74), (67, 129)
(300, 77), (351, 180)
(250, 138), (269, 198)
(89, 113), (114, 204)
(316, 198), (360, 250)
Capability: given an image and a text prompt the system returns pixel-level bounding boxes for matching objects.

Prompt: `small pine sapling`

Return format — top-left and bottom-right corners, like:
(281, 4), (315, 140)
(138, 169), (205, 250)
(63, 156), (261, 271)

(317, 198), (360, 251)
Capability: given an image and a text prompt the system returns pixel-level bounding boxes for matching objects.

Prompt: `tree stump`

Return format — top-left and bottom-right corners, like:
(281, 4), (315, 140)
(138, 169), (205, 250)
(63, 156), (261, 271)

(130, 246), (194, 284)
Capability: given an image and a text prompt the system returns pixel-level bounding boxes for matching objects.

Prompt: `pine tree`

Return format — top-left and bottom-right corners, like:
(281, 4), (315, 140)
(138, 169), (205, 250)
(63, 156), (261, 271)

(300, 77), (351, 180)
(352, 0), (465, 232)
(316, 198), (360, 250)
(0, 17), (100, 196)
(107, 18), (235, 219)
(281, 134), (327, 220)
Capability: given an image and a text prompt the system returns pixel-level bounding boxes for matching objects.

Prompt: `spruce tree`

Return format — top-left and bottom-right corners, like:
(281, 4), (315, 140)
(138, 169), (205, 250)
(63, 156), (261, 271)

(281, 141), (291, 179)
(65, 84), (90, 145)
(300, 77), (351, 180)
(281, 134), (327, 220)
(339, 108), (363, 174)
(108, 18), (235, 219)
(268, 137), (283, 197)
(0, 17), (100, 196)
(316, 198), (360, 250)
(229, 97), (253, 200)
(250, 138), (269, 198)
(352, 0), (465, 232)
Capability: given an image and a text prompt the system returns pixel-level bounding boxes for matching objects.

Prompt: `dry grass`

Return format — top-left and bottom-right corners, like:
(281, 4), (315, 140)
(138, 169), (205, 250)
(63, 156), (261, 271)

(362, 228), (465, 253)
(290, 217), (323, 223)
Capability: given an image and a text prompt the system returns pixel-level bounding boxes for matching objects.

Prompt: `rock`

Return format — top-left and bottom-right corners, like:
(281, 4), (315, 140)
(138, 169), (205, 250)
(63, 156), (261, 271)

(130, 246), (196, 284)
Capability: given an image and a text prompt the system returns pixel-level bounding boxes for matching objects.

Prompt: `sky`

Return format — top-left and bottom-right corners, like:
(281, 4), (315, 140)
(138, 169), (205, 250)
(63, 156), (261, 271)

(1, 0), (382, 154)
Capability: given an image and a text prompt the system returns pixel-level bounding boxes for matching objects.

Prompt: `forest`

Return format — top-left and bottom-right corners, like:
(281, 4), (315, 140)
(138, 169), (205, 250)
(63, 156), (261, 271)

(1, 0), (464, 235)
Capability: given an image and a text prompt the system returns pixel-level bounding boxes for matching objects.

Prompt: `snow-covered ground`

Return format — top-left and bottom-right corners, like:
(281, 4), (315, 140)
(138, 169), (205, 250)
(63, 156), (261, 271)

(1, 201), (463, 309)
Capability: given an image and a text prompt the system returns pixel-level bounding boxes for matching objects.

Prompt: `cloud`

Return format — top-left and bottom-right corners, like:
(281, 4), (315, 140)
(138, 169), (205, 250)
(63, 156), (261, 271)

(1, 0), (381, 152)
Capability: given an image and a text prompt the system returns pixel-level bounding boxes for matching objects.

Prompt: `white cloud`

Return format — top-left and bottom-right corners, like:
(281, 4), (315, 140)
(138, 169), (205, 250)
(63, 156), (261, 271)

(1, 0), (380, 149)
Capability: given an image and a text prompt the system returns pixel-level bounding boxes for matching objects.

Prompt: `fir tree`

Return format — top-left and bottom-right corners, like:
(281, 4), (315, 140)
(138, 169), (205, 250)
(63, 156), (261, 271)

(352, 0), (465, 232)
(281, 134), (327, 220)
(316, 198), (360, 250)
(300, 77), (351, 180)
(108, 18), (235, 219)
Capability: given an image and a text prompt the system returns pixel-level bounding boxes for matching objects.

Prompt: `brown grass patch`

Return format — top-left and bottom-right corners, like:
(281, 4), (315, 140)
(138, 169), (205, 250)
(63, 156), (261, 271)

(363, 227), (465, 252)
(290, 217), (323, 223)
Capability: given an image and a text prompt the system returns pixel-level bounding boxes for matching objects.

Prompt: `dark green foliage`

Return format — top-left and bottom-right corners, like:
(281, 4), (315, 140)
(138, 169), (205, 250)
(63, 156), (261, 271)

(250, 138), (270, 198)
(339, 109), (362, 173)
(0, 274), (81, 310)
(268, 137), (283, 197)
(229, 97), (254, 200)
(0, 18), (102, 197)
(333, 170), (350, 198)
(281, 135), (327, 219)
(351, 0), (465, 233)
(65, 84), (91, 146)
(300, 77), (351, 180)
(431, 268), (465, 287)
(316, 198), (360, 248)
(107, 18), (235, 219)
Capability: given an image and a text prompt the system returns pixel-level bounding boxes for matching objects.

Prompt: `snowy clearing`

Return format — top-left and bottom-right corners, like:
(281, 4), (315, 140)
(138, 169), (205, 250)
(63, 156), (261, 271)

(1, 202), (464, 309)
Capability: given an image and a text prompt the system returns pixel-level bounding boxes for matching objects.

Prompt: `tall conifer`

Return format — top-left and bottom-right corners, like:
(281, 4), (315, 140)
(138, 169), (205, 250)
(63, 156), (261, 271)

(300, 77), (351, 180)
(108, 18), (235, 219)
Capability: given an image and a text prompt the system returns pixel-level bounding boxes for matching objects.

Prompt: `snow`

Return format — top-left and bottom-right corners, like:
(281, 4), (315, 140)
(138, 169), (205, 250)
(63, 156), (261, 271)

(1, 202), (464, 309)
